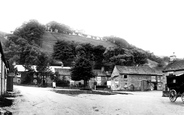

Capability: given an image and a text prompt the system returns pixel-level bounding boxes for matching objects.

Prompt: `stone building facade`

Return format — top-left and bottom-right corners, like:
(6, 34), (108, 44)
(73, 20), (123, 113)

(111, 65), (163, 91)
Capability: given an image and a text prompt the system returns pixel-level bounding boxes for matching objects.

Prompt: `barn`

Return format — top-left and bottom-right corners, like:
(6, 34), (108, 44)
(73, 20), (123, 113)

(111, 65), (163, 91)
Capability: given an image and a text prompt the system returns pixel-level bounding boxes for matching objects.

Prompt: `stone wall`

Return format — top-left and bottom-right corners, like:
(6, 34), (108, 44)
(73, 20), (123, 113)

(111, 74), (152, 91)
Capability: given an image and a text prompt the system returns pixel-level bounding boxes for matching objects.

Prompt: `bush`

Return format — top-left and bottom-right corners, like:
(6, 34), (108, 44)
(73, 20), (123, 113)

(56, 79), (70, 87)
(96, 85), (107, 90)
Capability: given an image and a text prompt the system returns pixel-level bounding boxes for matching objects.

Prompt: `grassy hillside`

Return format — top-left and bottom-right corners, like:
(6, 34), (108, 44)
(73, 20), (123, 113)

(38, 32), (165, 70)
(147, 59), (158, 68)
(1, 30), (165, 69)
(41, 32), (116, 53)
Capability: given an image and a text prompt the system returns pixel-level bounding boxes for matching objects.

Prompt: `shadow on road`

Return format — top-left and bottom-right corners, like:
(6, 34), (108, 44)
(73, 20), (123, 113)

(0, 97), (13, 107)
(0, 90), (23, 115)
(53, 89), (116, 96)
(0, 97), (13, 114)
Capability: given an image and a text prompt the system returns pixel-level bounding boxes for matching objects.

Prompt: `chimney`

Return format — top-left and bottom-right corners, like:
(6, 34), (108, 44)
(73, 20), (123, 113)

(170, 52), (176, 62)
(101, 67), (104, 72)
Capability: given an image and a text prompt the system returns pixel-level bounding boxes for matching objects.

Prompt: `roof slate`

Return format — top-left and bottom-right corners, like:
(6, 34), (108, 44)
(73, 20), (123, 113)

(163, 60), (184, 72)
(116, 65), (162, 76)
(55, 68), (71, 76)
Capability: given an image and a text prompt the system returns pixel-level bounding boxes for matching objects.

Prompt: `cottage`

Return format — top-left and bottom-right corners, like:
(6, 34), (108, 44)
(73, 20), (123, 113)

(51, 66), (71, 81)
(162, 60), (184, 91)
(50, 66), (85, 86)
(14, 65), (25, 84)
(14, 65), (37, 84)
(111, 65), (163, 91)
(93, 69), (108, 86)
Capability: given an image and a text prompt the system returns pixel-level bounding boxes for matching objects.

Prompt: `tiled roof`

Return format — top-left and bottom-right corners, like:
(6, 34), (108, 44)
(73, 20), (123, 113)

(116, 65), (162, 76)
(15, 65), (37, 72)
(163, 60), (184, 72)
(55, 68), (71, 76)
(49, 66), (70, 73)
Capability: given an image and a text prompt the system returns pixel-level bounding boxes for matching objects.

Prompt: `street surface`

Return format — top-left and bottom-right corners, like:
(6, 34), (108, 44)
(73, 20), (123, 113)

(5, 85), (184, 115)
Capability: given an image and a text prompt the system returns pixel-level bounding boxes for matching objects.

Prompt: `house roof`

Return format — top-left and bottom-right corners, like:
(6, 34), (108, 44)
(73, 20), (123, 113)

(54, 68), (71, 76)
(115, 65), (162, 76)
(15, 65), (37, 72)
(49, 66), (70, 73)
(163, 60), (184, 72)
(15, 65), (26, 72)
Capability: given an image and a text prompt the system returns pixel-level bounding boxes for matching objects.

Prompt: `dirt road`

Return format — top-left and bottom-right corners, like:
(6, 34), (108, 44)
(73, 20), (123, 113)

(5, 85), (184, 115)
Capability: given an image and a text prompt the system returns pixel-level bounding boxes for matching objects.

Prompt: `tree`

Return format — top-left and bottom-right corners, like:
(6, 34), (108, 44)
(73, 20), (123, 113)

(3, 35), (30, 72)
(52, 40), (76, 66)
(93, 45), (106, 69)
(36, 52), (51, 86)
(81, 43), (95, 60)
(71, 57), (95, 87)
(19, 45), (41, 68)
(103, 36), (130, 48)
(46, 21), (73, 34)
(13, 20), (45, 46)
(4, 37), (20, 62)
(131, 49), (148, 66)
(36, 52), (50, 72)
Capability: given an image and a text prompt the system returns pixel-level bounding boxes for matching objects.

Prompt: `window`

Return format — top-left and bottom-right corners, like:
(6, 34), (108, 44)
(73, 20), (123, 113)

(173, 79), (176, 83)
(124, 75), (127, 79)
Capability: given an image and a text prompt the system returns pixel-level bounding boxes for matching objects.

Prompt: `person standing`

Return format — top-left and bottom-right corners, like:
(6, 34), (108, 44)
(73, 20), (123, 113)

(124, 83), (128, 90)
(53, 75), (56, 88)
(53, 81), (56, 88)
(94, 81), (97, 90)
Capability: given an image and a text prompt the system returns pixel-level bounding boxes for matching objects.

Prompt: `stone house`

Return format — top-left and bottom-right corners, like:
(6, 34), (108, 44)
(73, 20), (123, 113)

(53, 67), (111, 88)
(14, 65), (81, 87)
(50, 66), (77, 86)
(49, 66), (85, 87)
(89, 69), (112, 89)
(14, 65), (52, 86)
(111, 65), (163, 91)
(93, 69), (107, 86)
(14, 65), (25, 84)
(14, 65), (37, 84)
(53, 67), (110, 87)
(51, 66), (71, 80)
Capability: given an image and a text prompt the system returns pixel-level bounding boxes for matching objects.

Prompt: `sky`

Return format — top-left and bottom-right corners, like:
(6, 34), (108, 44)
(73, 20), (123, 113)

(1, 0), (184, 58)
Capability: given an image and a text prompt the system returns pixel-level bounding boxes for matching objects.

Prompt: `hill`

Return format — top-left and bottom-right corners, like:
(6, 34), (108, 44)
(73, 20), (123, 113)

(41, 32), (117, 53)
(147, 59), (158, 68)
(2, 30), (166, 69)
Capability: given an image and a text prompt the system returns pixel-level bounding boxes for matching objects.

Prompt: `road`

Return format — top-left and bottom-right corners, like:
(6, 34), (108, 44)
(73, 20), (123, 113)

(5, 85), (184, 115)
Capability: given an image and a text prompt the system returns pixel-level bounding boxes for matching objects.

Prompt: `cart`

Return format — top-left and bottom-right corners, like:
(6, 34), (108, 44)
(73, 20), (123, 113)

(167, 74), (184, 102)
